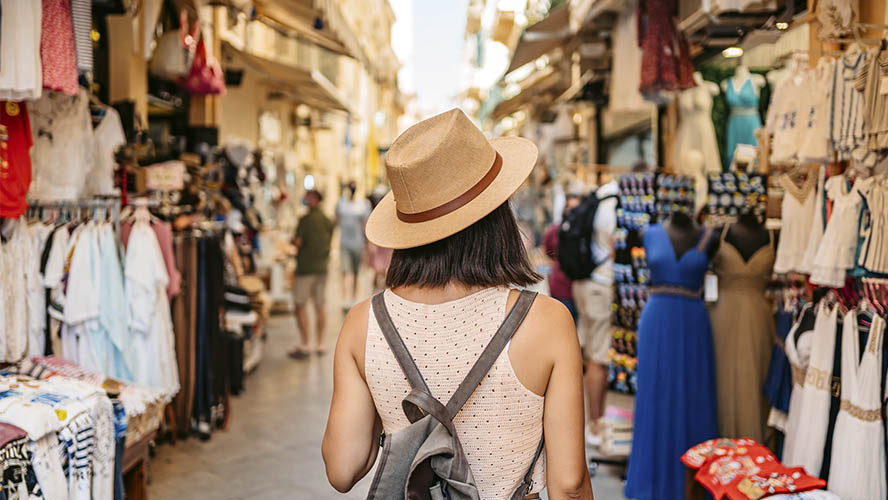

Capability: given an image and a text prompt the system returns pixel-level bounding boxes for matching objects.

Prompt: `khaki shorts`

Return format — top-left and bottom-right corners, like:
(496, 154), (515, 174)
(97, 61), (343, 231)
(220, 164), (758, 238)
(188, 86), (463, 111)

(293, 273), (327, 306)
(572, 280), (613, 365)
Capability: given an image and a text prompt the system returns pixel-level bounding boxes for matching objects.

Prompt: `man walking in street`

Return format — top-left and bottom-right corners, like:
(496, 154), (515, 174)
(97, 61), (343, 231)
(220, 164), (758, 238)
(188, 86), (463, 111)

(290, 189), (334, 358)
(571, 177), (619, 446)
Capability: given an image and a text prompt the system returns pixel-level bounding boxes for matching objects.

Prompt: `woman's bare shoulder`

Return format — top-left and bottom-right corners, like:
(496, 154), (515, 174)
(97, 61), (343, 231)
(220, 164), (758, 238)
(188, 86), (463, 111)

(338, 298), (372, 378)
(510, 290), (578, 344)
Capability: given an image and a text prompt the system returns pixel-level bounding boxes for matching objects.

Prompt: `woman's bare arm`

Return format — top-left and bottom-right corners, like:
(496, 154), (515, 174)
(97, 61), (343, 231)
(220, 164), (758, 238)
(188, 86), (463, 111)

(321, 300), (381, 493)
(535, 299), (594, 499)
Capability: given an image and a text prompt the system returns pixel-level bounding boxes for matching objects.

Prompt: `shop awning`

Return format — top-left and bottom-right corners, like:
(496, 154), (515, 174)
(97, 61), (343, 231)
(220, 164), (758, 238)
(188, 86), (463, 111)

(505, 5), (571, 75)
(221, 42), (353, 113)
(492, 67), (565, 121)
(253, 0), (376, 79)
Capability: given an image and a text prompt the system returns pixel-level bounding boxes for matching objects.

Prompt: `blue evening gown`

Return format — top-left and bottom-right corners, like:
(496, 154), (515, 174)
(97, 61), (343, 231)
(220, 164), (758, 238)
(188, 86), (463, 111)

(625, 224), (719, 500)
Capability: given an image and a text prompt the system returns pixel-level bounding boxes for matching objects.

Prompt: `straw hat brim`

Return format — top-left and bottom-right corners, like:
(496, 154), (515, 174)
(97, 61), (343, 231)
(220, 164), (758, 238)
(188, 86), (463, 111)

(366, 136), (538, 249)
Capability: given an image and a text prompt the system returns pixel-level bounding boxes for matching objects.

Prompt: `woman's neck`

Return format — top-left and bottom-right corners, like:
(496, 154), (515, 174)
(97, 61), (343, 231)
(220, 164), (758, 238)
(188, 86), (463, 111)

(390, 283), (490, 305)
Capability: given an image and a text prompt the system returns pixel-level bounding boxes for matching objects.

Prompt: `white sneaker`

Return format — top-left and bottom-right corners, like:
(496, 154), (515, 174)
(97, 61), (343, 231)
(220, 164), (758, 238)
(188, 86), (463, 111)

(585, 427), (602, 447)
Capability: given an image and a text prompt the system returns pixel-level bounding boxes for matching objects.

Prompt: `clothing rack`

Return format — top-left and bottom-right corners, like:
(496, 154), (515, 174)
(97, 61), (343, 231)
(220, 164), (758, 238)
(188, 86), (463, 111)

(26, 196), (122, 234)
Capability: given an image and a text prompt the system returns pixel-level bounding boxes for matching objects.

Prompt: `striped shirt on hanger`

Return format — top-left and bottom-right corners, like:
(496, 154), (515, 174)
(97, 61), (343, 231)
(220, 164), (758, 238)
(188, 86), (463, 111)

(828, 49), (869, 160)
(70, 0), (93, 80)
(855, 46), (888, 152)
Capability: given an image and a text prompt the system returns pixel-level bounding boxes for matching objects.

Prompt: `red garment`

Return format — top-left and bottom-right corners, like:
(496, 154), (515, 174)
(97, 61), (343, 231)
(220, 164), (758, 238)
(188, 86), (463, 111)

(151, 220), (182, 299)
(637, 0), (696, 96)
(41, 0), (79, 95)
(683, 438), (827, 499)
(695, 445), (777, 499)
(0, 101), (33, 218)
(726, 465), (826, 499)
(682, 438), (763, 469)
(543, 223), (573, 300)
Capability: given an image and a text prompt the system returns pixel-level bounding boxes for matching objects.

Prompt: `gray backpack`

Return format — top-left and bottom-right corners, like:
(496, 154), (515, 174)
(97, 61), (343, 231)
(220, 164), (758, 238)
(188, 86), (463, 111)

(366, 290), (545, 500)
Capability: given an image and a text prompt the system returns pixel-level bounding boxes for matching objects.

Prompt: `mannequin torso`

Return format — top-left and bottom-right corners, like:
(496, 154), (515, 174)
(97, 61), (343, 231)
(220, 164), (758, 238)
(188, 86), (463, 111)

(724, 213), (772, 262)
(721, 65), (766, 96)
(664, 212), (719, 260)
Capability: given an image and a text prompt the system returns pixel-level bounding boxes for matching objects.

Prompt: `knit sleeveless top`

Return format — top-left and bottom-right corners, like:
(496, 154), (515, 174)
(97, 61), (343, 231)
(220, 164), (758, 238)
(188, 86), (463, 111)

(365, 287), (546, 498)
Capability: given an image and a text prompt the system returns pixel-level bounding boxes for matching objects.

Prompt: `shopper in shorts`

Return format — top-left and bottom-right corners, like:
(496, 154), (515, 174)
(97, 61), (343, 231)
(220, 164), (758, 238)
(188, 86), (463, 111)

(290, 189), (334, 358)
(335, 181), (371, 309)
(571, 177), (619, 445)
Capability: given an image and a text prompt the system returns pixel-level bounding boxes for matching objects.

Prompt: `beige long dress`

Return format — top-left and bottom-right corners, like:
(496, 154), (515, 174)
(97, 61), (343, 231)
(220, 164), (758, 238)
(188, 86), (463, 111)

(708, 226), (775, 442)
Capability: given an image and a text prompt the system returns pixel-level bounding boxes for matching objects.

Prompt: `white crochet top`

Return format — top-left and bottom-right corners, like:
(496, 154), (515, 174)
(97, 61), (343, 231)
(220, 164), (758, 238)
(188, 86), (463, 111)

(365, 287), (546, 498)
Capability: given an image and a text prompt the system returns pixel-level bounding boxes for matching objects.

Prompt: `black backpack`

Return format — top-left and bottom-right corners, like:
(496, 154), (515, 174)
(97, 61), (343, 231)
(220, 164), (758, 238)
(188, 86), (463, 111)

(557, 190), (618, 281)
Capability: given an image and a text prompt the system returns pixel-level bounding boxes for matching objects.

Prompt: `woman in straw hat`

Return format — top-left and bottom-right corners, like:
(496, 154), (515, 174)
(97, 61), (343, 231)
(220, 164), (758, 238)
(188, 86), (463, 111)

(322, 109), (593, 499)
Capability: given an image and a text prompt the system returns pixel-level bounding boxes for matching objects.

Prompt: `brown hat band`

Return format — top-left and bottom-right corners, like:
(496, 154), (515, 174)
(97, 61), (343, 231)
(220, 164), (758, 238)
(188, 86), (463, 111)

(396, 152), (503, 223)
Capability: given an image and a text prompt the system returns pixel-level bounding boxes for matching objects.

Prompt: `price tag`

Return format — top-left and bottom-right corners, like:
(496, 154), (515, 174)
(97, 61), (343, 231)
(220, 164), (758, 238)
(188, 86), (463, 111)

(704, 272), (718, 303)
(145, 161), (185, 191)
(880, 76), (888, 95)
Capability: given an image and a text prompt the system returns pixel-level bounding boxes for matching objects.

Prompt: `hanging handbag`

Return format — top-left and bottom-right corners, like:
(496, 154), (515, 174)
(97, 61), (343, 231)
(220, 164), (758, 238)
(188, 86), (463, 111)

(185, 36), (226, 95)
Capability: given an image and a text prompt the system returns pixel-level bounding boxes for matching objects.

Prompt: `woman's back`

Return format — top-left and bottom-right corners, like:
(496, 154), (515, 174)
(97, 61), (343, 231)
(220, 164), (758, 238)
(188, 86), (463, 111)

(365, 288), (545, 498)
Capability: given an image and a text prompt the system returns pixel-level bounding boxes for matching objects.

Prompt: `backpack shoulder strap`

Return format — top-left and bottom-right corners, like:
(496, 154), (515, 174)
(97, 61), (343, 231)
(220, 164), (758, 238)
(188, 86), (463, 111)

(444, 290), (538, 418)
(371, 292), (430, 395)
(514, 436), (545, 497)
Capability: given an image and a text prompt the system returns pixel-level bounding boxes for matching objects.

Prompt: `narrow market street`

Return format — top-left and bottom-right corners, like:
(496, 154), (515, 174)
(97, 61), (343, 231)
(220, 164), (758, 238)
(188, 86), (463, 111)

(148, 266), (630, 499)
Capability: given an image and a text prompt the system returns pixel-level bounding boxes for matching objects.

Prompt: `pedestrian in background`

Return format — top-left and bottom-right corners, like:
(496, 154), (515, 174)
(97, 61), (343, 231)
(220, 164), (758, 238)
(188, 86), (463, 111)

(335, 181), (371, 309)
(571, 177), (619, 446)
(543, 194), (581, 324)
(365, 187), (393, 291)
(290, 189), (334, 358)
(322, 109), (594, 499)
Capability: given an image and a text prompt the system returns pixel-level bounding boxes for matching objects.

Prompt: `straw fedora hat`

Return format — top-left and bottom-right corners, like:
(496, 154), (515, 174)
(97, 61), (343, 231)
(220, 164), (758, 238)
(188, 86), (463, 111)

(366, 108), (538, 249)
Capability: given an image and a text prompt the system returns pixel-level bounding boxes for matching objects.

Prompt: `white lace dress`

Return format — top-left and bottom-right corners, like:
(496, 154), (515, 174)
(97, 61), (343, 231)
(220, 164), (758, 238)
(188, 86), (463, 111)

(781, 304), (815, 465)
(0, 0), (42, 100)
(784, 303), (839, 475)
(800, 166), (827, 274)
(0, 218), (30, 361)
(811, 176), (863, 287)
(827, 311), (886, 500)
(774, 172), (817, 274)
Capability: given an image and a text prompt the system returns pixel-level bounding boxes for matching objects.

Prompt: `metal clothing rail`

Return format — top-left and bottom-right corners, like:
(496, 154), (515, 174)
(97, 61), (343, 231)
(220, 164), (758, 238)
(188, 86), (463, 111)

(27, 196), (123, 235)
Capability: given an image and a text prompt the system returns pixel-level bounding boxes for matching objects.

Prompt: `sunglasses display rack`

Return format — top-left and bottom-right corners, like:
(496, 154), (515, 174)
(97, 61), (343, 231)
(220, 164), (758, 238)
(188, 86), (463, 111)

(610, 172), (695, 394)
(703, 172), (768, 225)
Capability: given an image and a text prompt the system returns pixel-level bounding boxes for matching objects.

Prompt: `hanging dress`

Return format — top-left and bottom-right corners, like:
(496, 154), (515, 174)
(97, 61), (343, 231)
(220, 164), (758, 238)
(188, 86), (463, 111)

(637, 0), (695, 97)
(707, 226), (775, 442)
(785, 302), (840, 476)
(800, 165), (827, 274)
(39, 0), (79, 95)
(673, 83), (722, 212)
(811, 176), (864, 288)
(125, 218), (179, 399)
(724, 76), (762, 168)
(625, 225), (718, 500)
(773, 171), (817, 274)
(827, 311), (886, 499)
(0, 0), (42, 101)
(782, 304), (816, 463)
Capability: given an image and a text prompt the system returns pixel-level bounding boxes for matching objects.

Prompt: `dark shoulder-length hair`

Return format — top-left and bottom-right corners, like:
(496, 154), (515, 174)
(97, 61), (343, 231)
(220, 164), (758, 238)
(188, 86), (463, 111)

(386, 201), (541, 288)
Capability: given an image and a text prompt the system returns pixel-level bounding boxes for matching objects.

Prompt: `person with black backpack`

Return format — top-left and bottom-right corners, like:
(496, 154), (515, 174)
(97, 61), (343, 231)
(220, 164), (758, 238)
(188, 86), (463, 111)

(558, 178), (619, 447)
(322, 109), (594, 500)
